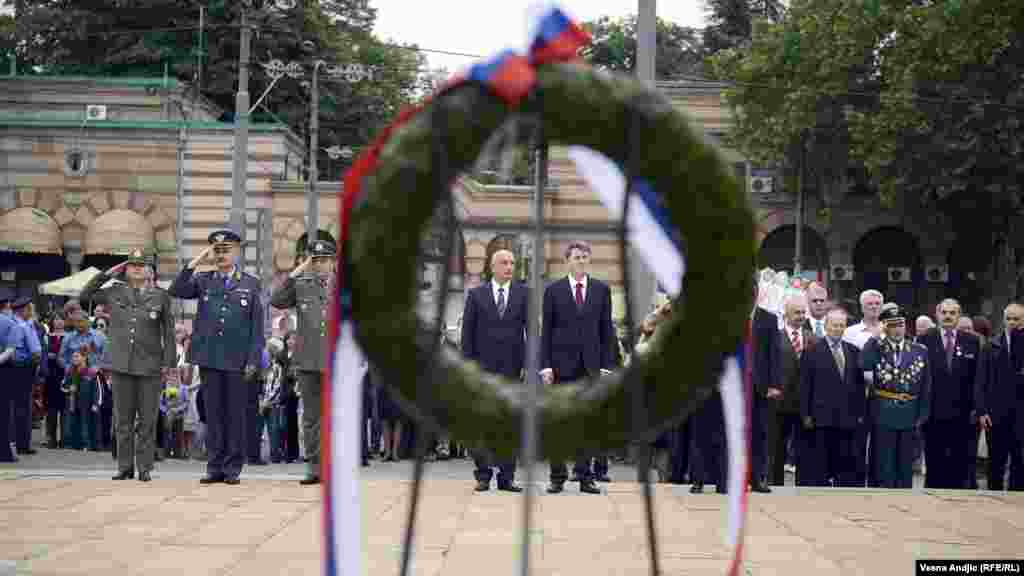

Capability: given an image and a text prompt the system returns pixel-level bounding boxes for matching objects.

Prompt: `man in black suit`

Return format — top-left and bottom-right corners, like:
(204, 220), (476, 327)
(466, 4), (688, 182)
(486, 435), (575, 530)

(749, 290), (779, 493)
(920, 298), (981, 489)
(541, 240), (615, 495)
(461, 249), (526, 493)
(770, 294), (815, 486)
(800, 308), (866, 487)
(976, 303), (1023, 491)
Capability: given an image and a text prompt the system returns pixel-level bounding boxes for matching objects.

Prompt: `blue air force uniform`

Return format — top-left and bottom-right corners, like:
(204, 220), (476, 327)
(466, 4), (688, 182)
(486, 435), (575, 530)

(169, 230), (265, 483)
(863, 304), (930, 488)
(0, 289), (19, 461)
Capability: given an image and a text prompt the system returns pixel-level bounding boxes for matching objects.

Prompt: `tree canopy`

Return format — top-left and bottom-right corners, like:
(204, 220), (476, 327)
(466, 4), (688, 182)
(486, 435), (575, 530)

(580, 14), (704, 78)
(1, 0), (427, 179)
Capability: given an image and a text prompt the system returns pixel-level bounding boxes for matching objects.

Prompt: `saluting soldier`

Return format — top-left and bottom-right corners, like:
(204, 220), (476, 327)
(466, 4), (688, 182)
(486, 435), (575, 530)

(80, 249), (176, 482)
(863, 303), (930, 488)
(270, 239), (335, 485)
(170, 229), (265, 485)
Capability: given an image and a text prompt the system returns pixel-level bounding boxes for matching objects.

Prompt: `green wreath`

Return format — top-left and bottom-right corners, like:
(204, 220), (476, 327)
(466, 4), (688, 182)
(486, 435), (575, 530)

(346, 62), (756, 459)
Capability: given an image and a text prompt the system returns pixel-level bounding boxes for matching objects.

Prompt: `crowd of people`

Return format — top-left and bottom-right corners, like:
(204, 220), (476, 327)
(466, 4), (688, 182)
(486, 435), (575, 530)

(2, 233), (1021, 495)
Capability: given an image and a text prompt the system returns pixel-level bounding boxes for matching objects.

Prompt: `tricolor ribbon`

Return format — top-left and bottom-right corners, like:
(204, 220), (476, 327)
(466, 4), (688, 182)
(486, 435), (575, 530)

(326, 5), (748, 575)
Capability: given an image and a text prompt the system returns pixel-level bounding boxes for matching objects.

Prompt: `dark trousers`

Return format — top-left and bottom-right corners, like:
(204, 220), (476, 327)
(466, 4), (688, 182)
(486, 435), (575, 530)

(12, 366), (34, 451)
(111, 372), (161, 474)
(46, 403), (65, 446)
(749, 393), (769, 484)
(689, 394), (726, 487)
(987, 419), (1023, 491)
(473, 450), (516, 486)
(592, 455), (609, 478)
(872, 427), (915, 488)
(854, 420), (871, 487)
(549, 365), (597, 485)
(100, 378), (113, 448)
(925, 418), (970, 489)
(285, 394), (300, 461)
(200, 368), (247, 479)
(0, 366), (14, 460)
(669, 419), (692, 484)
(967, 425), (981, 489)
(803, 427), (857, 486)
(769, 411), (802, 486)
(246, 376), (261, 461)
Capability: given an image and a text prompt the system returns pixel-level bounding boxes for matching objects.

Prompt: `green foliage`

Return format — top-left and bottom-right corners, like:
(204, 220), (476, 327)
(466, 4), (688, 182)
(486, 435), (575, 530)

(580, 15), (704, 78)
(3, 0), (426, 178)
(703, 0), (787, 54)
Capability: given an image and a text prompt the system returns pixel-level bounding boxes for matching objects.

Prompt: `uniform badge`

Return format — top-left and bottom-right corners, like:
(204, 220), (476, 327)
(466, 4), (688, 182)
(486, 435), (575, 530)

(301, 303), (309, 310)
(203, 295), (209, 302)
(241, 299), (248, 307)
(150, 310), (159, 319)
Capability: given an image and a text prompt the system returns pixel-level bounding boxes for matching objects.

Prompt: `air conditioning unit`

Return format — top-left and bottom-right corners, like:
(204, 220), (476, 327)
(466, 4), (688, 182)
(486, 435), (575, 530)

(830, 264), (854, 282)
(926, 265), (949, 283)
(748, 169), (774, 195)
(888, 266), (912, 283)
(85, 105), (107, 120)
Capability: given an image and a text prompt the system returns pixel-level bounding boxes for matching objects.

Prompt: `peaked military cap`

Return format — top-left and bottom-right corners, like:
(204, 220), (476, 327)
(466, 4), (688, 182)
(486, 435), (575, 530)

(309, 239), (337, 259)
(879, 302), (905, 324)
(208, 229), (243, 245)
(124, 248), (153, 266)
(11, 296), (32, 310)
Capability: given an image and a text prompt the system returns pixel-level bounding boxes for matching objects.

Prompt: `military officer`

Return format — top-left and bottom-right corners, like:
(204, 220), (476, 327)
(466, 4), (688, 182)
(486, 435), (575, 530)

(270, 239), (335, 485)
(170, 229), (265, 485)
(863, 303), (930, 488)
(80, 249), (176, 482)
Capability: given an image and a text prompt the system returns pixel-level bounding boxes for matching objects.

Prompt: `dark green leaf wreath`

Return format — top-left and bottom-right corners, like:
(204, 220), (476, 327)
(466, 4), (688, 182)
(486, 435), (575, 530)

(346, 62), (756, 460)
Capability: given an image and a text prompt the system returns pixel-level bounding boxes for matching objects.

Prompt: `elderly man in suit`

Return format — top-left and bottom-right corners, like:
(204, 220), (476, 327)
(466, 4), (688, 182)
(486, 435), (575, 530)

(976, 303), (1024, 491)
(769, 294), (815, 486)
(800, 308), (866, 487)
(863, 303), (930, 488)
(919, 298), (981, 489)
(80, 249), (176, 482)
(170, 229), (265, 485)
(461, 249), (527, 493)
(541, 240), (616, 495)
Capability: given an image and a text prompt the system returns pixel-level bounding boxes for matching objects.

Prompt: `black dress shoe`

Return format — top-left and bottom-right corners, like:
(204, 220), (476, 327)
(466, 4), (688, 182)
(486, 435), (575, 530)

(248, 458), (268, 466)
(224, 477), (241, 485)
(595, 475), (612, 483)
(362, 459), (369, 467)
(715, 485), (727, 494)
(299, 475), (320, 485)
(474, 481), (490, 492)
(689, 483), (704, 494)
(200, 475), (225, 484)
(497, 484), (523, 493)
(0, 456), (16, 463)
(579, 481), (601, 495)
(546, 483), (564, 494)
(751, 481), (772, 493)
(138, 471), (152, 482)
(112, 470), (134, 480)
(17, 448), (37, 455)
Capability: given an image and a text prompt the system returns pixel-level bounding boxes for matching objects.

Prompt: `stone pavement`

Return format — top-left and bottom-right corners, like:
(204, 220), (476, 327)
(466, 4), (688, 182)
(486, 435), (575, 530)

(1, 457), (1022, 576)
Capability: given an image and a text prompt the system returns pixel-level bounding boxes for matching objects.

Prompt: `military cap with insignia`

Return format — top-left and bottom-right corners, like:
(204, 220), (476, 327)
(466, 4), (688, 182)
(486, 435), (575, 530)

(11, 296), (32, 310)
(124, 248), (154, 266)
(309, 239), (337, 259)
(208, 229), (243, 246)
(879, 302), (905, 324)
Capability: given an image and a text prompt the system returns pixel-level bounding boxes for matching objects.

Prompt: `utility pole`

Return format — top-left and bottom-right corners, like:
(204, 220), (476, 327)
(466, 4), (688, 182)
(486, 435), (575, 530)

(306, 60), (326, 246)
(230, 8), (252, 237)
(630, 0), (658, 323)
(794, 130), (807, 277)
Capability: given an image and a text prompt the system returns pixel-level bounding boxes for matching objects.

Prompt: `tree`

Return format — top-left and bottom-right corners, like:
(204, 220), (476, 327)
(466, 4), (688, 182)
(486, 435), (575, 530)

(712, 0), (1024, 322)
(2, 0), (426, 179)
(579, 15), (704, 78)
(703, 0), (787, 54)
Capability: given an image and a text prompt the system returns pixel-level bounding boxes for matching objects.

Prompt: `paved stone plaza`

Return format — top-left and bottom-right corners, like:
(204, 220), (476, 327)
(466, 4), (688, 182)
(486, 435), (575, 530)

(1, 451), (1022, 576)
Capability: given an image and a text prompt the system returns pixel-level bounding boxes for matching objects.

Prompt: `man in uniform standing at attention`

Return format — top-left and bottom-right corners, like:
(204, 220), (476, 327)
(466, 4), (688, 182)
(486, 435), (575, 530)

(270, 239), (334, 485)
(170, 230), (265, 485)
(862, 304), (930, 488)
(80, 249), (176, 482)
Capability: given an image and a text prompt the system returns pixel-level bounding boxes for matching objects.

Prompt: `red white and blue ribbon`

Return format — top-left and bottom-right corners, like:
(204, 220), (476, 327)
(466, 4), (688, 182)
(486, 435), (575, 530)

(325, 5), (748, 575)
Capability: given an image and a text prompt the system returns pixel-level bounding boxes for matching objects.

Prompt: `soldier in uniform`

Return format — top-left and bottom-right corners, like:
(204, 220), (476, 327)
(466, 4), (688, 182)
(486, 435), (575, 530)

(270, 239), (335, 485)
(170, 229), (265, 485)
(80, 249), (176, 482)
(863, 303), (930, 488)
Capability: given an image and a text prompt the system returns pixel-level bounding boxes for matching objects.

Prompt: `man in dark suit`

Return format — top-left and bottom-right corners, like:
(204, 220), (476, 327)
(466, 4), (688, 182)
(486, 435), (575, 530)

(541, 240), (615, 495)
(800, 308), (866, 487)
(461, 249), (526, 493)
(977, 303), (1023, 491)
(919, 298), (981, 489)
(770, 294), (814, 486)
(749, 291), (779, 493)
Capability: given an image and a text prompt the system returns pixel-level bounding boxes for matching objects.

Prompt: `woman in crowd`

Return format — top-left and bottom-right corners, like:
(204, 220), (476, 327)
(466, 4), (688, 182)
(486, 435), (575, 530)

(45, 314), (67, 448)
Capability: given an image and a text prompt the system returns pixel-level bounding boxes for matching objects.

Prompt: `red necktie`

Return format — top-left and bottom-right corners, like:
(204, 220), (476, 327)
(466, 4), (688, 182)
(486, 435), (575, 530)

(945, 330), (955, 368)
(790, 330), (802, 356)
(575, 282), (583, 308)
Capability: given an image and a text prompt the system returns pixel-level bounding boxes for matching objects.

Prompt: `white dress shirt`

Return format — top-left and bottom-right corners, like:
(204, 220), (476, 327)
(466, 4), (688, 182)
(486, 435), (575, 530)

(568, 274), (588, 302)
(491, 279), (511, 307)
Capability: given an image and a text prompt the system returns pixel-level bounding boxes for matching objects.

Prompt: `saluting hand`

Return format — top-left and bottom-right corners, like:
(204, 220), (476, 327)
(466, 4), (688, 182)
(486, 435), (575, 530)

(106, 261), (129, 276)
(290, 256), (313, 279)
(188, 246), (214, 270)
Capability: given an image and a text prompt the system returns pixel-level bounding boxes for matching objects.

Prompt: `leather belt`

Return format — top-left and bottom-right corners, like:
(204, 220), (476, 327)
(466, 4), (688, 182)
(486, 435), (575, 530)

(874, 389), (916, 402)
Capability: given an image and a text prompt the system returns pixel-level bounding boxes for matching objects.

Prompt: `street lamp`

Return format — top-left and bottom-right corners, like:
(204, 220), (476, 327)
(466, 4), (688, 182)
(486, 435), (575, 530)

(257, 51), (375, 247)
